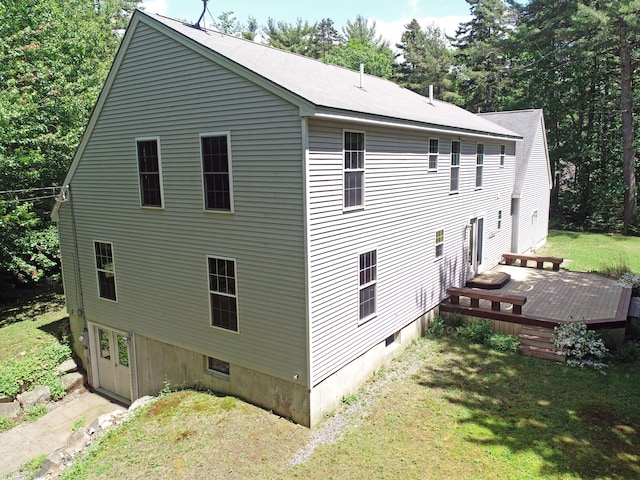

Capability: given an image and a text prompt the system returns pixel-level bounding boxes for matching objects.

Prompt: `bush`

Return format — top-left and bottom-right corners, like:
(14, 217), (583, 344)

(442, 313), (465, 328)
(613, 340), (640, 363)
(551, 322), (609, 368)
(0, 343), (71, 398)
(618, 272), (640, 295)
(487, 333), (520, 353)
(456, 319), (494, 344)
(0, 416), (14, 432)
(426, 316), (447, 337)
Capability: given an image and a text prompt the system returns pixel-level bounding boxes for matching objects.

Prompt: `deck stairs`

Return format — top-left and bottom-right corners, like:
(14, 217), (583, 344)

(518, 325), (566, 363)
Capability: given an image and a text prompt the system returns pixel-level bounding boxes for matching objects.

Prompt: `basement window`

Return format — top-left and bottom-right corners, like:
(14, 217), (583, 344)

(206, 356), (230, 380)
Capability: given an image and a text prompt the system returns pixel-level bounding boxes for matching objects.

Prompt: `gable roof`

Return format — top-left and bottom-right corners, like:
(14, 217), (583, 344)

(141, 11), (521, 139)
(53, 10), (521, 219)
(478, 109), (553, 196)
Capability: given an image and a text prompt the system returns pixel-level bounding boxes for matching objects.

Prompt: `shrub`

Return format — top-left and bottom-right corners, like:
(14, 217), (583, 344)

(0, 343), (71, 398)
(618, 272), (640, 295)
(0, 416), (14, 432)
(456, 319), (494, 344)
(442, 313), (465, 328)
(613, 340), (640, 363)
(487, 333), (520, 353)
(426, 316), (447, 337)
(551, 322), (609, 368)
(598, 256), (630, 278)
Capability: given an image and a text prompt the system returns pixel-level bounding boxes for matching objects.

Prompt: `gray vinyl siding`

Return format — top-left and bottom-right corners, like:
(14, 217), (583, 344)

(307, 119), (515, 385)
(60, 24), (308, 384)
(518, 121), (551, 253)
(57, 208), (79, 316)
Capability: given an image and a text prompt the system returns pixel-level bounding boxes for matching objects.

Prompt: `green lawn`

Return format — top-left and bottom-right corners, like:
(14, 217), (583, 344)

(60, 337), (640, 480)
(537, 230), (640, 274)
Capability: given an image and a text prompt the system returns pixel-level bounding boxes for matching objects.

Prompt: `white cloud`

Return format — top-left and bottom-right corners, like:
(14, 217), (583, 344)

(408, 0), (420, 14)
(375, 15), (470, 51)
(141, 0), (169, 15)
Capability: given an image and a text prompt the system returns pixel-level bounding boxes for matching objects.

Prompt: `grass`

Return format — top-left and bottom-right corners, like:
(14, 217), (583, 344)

(537, 230), (640, 274)
(58, 336), (640, 480)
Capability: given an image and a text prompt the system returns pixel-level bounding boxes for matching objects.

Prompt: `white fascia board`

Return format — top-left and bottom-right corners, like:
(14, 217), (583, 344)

(311, 110), (523, 142)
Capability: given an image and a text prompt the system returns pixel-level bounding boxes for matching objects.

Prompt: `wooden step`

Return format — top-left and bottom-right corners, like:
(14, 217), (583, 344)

(519, 344), (566, 363)
(519, 333), (553, 350)
(521, 325), (554, 339)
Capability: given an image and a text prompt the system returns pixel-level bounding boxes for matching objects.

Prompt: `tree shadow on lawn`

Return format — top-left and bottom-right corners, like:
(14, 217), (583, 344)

(414, 337), (640, 479)
(0, 291), (65, 328)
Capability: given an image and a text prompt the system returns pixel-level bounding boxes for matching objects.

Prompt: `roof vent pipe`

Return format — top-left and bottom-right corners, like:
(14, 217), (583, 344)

(359, 64), (364, 89)
(429, 84), (434, 105)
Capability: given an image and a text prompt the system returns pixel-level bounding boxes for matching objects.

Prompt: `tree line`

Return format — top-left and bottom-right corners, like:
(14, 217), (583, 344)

(1, 0), (638, 294)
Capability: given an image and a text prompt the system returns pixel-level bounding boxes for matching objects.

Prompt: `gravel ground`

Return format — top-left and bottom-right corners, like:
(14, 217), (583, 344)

(288, 339), (429, 465)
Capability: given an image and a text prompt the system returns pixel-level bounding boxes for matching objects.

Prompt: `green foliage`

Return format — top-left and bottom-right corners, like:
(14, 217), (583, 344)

(0, 415), (14, 432)
(0, 0), (139, 290)
(394, 19), (454, 101)
(158, 379), (173, 397)
(342, 393), (358, 405)
(0, 343), (71, 398)
(613, 341), (640, 363)
(20, 453), (47, 477)
(426, 316), (447, 337)
(264, 17), (316, 55)
(25, 404), (48, 421)
(486, 333), (520, 353)
(456, 318), (494, 344)
(322, 38), (395, 79)
(551, 322), (609, 368)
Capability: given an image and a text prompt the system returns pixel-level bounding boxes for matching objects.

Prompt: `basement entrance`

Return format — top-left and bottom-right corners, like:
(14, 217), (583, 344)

(94, 326), (132, 401)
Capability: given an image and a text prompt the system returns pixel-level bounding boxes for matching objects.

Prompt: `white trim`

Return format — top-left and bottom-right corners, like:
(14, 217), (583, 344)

(428, 137), (439, 172)
(449, 140), (461, 194)
(342, 129), (366, 212)
(199, 131), (235, 214)
(93, 240), (118, 303)
(135, 136), (165, 209)
(206, 254), (240, 334)
(301, 117), (312, 389)
(434, 228), (445, 261)
(313, 112), (523, 142)
(357, 248), (378, 325)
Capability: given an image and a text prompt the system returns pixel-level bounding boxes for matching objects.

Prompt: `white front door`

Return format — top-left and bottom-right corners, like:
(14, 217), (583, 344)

(468, 217), (484, 278)
(95, 327), (131, 401)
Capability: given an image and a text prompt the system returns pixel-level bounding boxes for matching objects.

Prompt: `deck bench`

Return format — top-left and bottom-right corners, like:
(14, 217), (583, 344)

(446, 286), (527, 314)
(501, 253), (563, 271)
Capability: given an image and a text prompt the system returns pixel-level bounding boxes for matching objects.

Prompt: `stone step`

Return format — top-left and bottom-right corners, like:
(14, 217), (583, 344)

(519, 344), (566, 363)
(518, 333), (552, 350)
(521, 325), (555, 339)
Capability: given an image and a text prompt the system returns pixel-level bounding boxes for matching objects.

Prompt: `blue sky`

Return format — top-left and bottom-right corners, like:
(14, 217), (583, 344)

(140, 0), (471, 46)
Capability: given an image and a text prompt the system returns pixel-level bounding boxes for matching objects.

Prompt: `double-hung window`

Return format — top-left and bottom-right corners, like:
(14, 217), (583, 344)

(201, 133), (233, 212)
(435, 229), (444, 259)
(208, 256), (238, 332)
(428, 138), (439, 171)
(359, 250), (377, 321)
(94, 241), (117, 301)
(450, 141), (460, 193)
(498, 210), (502, 229)
(500, 144), (506, 167)
(476, 143), (484, 188)
(136, 138), (163, 207)
(344, 131), (365, 209)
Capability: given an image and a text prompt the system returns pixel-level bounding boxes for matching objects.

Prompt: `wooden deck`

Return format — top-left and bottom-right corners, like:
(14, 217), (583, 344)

(440, 265), (632, 330)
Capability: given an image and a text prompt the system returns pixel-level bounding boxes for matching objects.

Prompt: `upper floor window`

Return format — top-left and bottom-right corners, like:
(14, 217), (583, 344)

(428, 138), (439, 171)
(201, 133), (233, 212)
(476, 143), (484, 189)
(344, 131), (365, 209)
(94, 241), (117, 301)
(498, 210), (503, 229)
(136, 138), (163, 208)
(450, 141), (460, 193)
(359, 250), (376, 321)
(208, 256), (238, 332)
(500, 144), (506, 167)
(435, 229), (444, 259)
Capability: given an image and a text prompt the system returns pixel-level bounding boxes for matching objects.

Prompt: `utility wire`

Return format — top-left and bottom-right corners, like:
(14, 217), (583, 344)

(0, 186), (58, 195)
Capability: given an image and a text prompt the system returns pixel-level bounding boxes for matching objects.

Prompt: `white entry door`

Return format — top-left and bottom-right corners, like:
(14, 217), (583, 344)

(95, 327), (131, 401)
(468, 217), (484, 278)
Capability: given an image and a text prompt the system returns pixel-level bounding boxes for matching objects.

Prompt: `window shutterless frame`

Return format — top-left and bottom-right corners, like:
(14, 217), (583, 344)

(200, 132), (234, 213)
(206, 255), (239, 334)
(435, 229), (445, 260)
(358, 248), (377, 323)
(94, 241), (117, 302)
(500, 144), (506, 168)
(475, 143), (484, 189)
(450, 140), (461, 193)
(428, 138), (439, 171)
(135, 136), (164, 208)
(343, 129), (366, 211)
